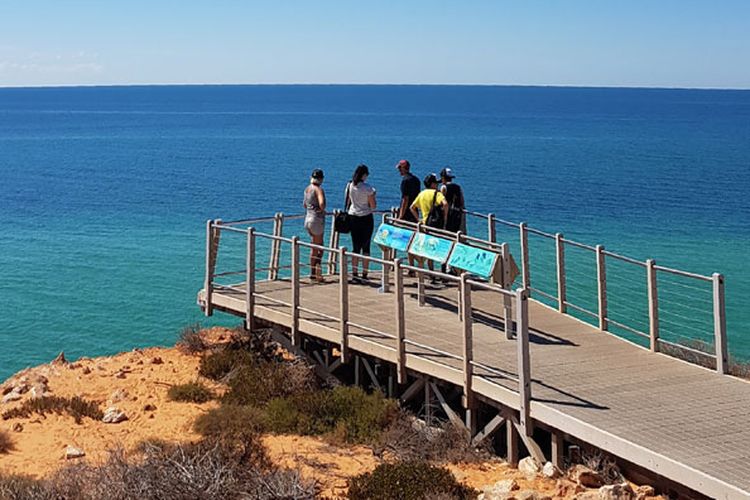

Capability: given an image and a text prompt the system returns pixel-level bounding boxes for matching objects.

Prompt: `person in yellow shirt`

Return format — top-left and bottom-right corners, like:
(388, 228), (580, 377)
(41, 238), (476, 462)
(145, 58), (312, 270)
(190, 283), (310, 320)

(410, 173), (449, 278)
(410, 173), (448, 227)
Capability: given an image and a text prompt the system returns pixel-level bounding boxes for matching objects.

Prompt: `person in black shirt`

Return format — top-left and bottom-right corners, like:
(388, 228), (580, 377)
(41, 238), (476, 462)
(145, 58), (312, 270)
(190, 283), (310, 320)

(396, 160), (421, 223)
(440, 166), (466, 234)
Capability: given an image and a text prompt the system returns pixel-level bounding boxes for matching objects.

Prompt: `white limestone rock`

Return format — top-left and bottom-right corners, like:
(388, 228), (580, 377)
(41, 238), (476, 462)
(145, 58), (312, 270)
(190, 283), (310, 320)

(102, 406), (128, 424)
(65, 445), (85, 459)
(518, 456), (541, 479)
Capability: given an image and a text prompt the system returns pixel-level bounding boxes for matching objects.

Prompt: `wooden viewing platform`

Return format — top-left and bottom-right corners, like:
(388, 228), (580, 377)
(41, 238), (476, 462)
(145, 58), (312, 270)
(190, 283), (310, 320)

(198, 211), (749, 499)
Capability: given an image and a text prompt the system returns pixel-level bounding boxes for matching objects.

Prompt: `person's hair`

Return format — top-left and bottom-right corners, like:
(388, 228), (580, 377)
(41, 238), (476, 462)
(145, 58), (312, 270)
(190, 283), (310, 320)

(352, 164), (369, 185)
(423, 173), (438, 188)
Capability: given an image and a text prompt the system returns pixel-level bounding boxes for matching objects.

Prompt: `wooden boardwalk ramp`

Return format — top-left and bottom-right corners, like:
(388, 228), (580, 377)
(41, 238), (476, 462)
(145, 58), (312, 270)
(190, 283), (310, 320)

(199, 213), (749, 499)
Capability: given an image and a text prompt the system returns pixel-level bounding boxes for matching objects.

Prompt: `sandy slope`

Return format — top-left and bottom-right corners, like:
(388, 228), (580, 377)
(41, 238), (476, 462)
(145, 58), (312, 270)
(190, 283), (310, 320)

(0, 328), (650, 498)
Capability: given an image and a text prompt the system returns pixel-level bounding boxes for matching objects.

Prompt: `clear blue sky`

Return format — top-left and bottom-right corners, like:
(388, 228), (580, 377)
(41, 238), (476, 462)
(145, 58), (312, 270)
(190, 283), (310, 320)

(1, 1), (749, 88)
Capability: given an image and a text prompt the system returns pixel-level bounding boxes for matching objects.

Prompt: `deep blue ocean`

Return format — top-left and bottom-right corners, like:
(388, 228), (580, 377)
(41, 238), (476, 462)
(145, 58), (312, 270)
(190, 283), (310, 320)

(1, 85), (748, 381)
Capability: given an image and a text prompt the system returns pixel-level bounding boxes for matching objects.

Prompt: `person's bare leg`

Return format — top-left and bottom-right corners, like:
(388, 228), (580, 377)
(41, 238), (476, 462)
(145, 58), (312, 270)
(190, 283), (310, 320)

(312, 233), (324, 280)
(351, 255), (360, 277)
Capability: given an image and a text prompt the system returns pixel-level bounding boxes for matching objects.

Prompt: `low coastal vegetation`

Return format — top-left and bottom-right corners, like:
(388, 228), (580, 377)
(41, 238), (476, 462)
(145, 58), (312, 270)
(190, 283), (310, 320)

(1, 396), (103, 425)
(0, 439), (314, 499)
(166, 381), (214, 403)
(0, 429), (13, 454)
(176, 323), (209, 354)
(347, 461), (477, 500)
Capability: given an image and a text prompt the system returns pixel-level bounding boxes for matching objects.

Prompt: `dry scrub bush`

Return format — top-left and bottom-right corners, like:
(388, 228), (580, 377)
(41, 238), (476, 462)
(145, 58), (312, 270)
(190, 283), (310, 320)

(264, 386), (397, 445)
(2, 396), (103, 424)
(176, 323), (208, 354)
(347, 460), (477, 500)
(193, 405), (268, 466)
(167, 381), (214, 403)
(376, 411), (490, 463)
(0, 429), (14, 454)
(0, 440), (316, 500)
(570, 448), (624, 485)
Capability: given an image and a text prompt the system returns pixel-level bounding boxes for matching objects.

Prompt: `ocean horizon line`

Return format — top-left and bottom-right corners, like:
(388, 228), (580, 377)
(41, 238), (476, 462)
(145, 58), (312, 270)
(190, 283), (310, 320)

(1, 82), (749, 92)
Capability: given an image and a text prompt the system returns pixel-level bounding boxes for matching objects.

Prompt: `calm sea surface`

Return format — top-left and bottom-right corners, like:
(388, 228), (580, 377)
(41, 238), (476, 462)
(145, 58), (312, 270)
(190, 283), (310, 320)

(1, 85), (748, 381)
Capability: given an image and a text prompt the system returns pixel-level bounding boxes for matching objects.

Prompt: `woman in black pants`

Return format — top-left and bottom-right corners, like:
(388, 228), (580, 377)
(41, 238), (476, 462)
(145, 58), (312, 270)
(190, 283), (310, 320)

(345, 164), (377, 280)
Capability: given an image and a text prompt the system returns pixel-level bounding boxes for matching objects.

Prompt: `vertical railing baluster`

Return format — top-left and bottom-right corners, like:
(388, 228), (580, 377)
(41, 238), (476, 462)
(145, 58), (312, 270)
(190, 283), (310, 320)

(516, 288), (531, 436)
(460, 274), (474, 415)
(394, 259), (406, 384)
(268, 213), (280, 280)
(339, 247), (349, 363)
(380, 213), (390, 293)
(519, 222), (530, 290)
(245, 227), (256, 332)
(596, 245), (608, 331)
(327, 210), (338, 275)
(204, 219), (214, 317)
(487, 213), (496, 243)
(501, 242), (513, 339)
(713, 273), (728, 374)
(555, 233), (567, 313)
(647, 259), (659, 352)
(291, 236), (300, 346)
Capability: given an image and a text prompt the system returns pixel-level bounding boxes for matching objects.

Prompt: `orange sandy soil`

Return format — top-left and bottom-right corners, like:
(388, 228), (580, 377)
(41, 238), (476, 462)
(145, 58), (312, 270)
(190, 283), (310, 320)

(0, 327), (653, 498)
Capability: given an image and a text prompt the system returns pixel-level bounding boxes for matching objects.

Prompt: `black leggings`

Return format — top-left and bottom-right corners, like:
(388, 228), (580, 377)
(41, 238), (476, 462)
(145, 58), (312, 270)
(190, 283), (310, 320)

(349, 214), (374, 255)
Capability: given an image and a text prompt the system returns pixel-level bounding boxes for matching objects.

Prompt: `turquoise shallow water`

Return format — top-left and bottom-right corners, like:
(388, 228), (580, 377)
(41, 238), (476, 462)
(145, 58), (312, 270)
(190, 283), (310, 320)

(1, 85), (748, 381)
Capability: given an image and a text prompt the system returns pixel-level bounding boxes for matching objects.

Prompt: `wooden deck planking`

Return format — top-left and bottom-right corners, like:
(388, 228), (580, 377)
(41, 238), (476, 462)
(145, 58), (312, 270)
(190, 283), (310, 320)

(206, 277), (750, 498)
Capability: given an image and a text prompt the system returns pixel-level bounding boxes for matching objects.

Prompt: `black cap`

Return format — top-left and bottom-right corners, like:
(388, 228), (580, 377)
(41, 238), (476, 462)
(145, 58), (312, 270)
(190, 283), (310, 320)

(423, 173), (438, 188)
(439, 167), (455, 179)
(311, 168), (324, 179)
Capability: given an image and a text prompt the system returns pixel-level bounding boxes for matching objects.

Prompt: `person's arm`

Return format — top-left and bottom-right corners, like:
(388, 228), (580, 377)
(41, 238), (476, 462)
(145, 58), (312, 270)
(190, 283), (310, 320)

(399, 195), (409, 218)
(441, 200), (449, 228)
(317, 187), (326, 212)
(368, 191), (377, 210)
(410, 204), (420, 222)
(302, 187), (307, 208)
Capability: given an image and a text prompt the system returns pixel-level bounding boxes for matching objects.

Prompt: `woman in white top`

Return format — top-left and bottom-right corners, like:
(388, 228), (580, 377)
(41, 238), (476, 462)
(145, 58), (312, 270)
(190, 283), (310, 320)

(345, 164), (377, 280)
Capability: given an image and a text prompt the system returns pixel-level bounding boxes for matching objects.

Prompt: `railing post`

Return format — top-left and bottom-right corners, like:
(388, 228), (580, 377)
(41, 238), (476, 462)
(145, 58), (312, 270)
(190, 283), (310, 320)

(327, 210), (339, 275)
(647, 259), (660, 352)
(245, 227), (256, 332)
(460, 274), (474, 410)
(516, 288), (531, 436)
(291, 236), (300, 346)
(713, 273), (728, 374)
(596, 245), (608, 331)
(417, 269), (425, 306)
(380, 213), (390, 293)
(268, 213), (281, 280)
(273, 213), (285, 279)
(394, 259), (407, 384)
(339, 247), (350, 363)
(204, 219), (214, 317)
(501, 242), (513, 339)
(519, 222), (530, 289)
(555, 233), (567, 313)
(487, 213), (496, 243)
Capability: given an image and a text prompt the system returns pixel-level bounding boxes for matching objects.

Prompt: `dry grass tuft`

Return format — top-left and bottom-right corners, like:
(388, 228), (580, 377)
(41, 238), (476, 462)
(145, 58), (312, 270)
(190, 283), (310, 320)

(0, 430), (14, 454)
(176, 323), (208, 354)
(2, 396), (103, 424)
(167, 381), (214, 403)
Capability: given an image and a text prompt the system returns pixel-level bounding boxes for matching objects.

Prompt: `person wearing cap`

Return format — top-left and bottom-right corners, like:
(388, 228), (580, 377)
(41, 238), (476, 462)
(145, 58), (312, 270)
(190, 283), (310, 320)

(303, 168), (327, 282)
(439, 166), (466, 234)
(396, 160), (421, 223)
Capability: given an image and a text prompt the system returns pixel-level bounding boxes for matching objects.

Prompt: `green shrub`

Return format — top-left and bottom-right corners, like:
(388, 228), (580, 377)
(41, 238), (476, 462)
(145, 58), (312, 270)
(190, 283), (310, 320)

(222, 360), (316, 407)
(265, 386), (397, 444)
(195, 405), (266, 441)
(167, 382), (214, 403)
(347, 460), (476, 500)
(2, 396), (103, 424)
(198, 348), (256, 381)
(0, 430), (13, 454)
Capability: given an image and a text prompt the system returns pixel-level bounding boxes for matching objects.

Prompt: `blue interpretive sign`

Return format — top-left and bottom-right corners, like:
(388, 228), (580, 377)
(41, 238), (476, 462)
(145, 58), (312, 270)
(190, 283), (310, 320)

(408, 233), (454, 264)
(373, 223), (414, 252)
(448, 242), (499, 278)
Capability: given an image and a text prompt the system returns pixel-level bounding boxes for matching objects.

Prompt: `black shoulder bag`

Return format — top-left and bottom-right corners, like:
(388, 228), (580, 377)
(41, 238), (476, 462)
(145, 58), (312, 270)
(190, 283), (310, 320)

(425, 189), (444, 229)
(334, 182), (352, 233)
